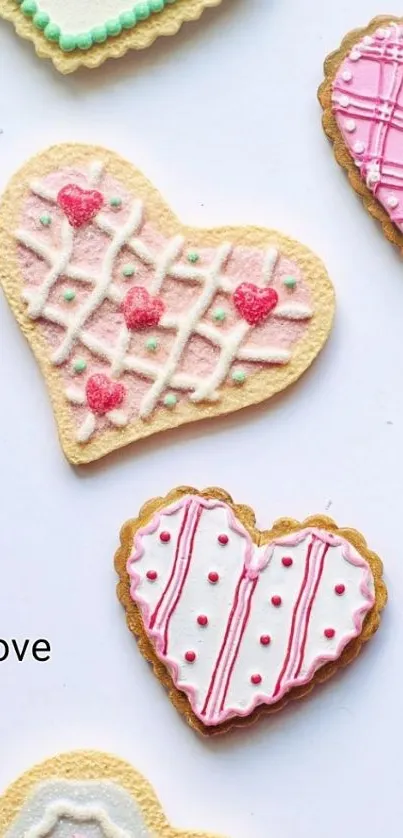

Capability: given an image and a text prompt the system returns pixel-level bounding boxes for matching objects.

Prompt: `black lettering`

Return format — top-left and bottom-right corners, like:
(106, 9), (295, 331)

(32, 639), (51, 662)
(0, 640), (9, 662)
(11, 639), (29, 662)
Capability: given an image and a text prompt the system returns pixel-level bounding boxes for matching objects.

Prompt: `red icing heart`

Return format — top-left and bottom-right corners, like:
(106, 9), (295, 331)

(232, 283), (278, 326)
(122, 286), (165, 330)
(57, 184), (104, 228)
(86, 374), (125, 415)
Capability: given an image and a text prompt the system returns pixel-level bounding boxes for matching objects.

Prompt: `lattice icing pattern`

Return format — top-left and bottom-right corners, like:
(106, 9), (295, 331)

(16, 160), (314, 445)
(332, 22), (403, 230)
(127, 496), (375, 727)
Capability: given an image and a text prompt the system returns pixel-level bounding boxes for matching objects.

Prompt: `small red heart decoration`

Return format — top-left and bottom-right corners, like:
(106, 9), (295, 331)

(122, 286), (165, 330)
(57, 184), (104, 228)
(232, 283), (279, 326)
(86, 374), (125, 415)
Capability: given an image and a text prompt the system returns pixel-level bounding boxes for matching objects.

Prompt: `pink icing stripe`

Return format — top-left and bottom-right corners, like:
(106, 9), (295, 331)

(272, 535), (316, 698)
(218, 577), (258, 716)
(150, 499), (192, 632)
(161, 502), (204, 655)
(293, 541), (329, 679)
(285, 538), (324, 682)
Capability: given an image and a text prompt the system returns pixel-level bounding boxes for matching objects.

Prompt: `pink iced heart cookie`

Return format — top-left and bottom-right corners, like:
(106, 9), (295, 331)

(122, 286), (165, 330)
(232, 283), (278, 326)
(116, 488), (387, 735)
(0, 144), (335, 465)
(57, 184), (104, 228)
(320, 16), (403, 249)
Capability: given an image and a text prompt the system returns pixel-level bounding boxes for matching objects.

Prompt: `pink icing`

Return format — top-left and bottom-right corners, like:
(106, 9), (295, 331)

(17, 163), (313, 442)
(332, 23), (403, 228)
(127, 496), (375, 727)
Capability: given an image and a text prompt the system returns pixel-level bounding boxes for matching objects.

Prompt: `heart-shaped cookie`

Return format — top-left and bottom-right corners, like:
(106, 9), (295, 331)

(0, 0), (223, 73)
(0, 144), (335, 465)
(319, 16), (403, 251)
(115, 487), (387, 736)
(0, 750), (224, 838)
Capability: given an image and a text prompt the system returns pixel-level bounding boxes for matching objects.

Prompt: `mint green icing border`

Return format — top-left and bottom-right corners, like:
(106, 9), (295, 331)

(16, 0), (178, 52)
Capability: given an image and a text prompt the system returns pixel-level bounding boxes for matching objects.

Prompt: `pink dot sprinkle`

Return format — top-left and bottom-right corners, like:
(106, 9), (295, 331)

(251, 674), (262, 685)
(160, 531), (171, 543)
(185, 651), (196, 663)
(208, 572), (219, 584)
(324, 628), (335, 639)
(146, 570), (157, 581)
(218, 533), (229, 545)
(197, 615), (208, 626)
(282, 557), (293, 567)
(335, 584), (346, 595)
(271, 595), (282, 607)
(260, 635), (271, 646)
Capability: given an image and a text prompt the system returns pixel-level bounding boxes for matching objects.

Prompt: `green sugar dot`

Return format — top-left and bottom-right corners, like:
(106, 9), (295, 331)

(76, 32), (93, 50)
(33, 10), (49, 29)
(21, 0), (37, 17)
(149, 0), (164, 11)
(39, 213), (51, 226)
(120, 9), (136, 28)
(110, 196), (122, 208)
(91, 25), (108, 43)
(232, 369), (246, 385)
(44, 22), (61, 41)
(73, 359), (87, 374)
(59, 33), (77, 51)
(284, 275), (297, 290)
(122, 264), (135, 278)
(136, 2), (150, 21)
(64, 289), (76, 302)
(187, 251), (200, 263)
(106, 18), (122, 36)
(146, 337), (158, 352)
(164, 393), (177, 409)
(213, 307), (226, 322)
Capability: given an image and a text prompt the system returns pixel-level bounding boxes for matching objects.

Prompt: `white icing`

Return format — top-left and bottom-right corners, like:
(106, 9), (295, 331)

(345, 119), (356, 132)
(387, 195), (399, 208)
(29, 0), (169, 36)
(342, 70), (353, 82)
(4, 780), (152, 838)
(128, 498), (376, 726)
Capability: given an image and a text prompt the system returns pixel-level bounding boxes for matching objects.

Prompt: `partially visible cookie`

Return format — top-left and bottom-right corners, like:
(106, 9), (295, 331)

(0, 750), (224, 837)
(115, 487), (387, 736)
(319, 16), (403, 252)
(0, 0), (222, 73)
(0, 144), (335, 465)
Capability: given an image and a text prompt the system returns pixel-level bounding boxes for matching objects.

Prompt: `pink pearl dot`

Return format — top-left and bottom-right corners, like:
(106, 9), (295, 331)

(251, 674), (262, 685)
(208, 572), (219, 584)
(146, 570), (157, 581)
(282, 557), (293, 567)
(218, 533), (229, 545)
(335, 584), (346, 595)
(160, 531), (171, 543)
(324, 628), (335, 639)
(271, 595), (282, 607)
(185, 651), (196, 663)
(197, 615), (208, 626)
(260, 635), (271, 646)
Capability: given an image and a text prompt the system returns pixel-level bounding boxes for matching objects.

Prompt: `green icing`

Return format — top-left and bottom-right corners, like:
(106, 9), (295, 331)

(146, 337), (158, 352)
(73, 359), (87, 374)
(284, 275), (297, 290)
(232, 369), (246, 385)
(213, 307), (226, 322)
(187, 250), (200, 263)
(64, 289), (76, 302)
(39, 213), (51, 226)
(110, 196), (122, 208)
(164, 393), (177, 408)
(16, 0), (178, 51)
(122, 264), (135, 277)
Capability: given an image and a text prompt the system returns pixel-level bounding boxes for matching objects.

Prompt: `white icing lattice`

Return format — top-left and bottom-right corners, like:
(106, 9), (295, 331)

(17, 161), (313, 443)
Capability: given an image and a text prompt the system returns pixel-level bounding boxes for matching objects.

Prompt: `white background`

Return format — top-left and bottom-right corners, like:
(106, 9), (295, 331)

(0, 1), (401, 836)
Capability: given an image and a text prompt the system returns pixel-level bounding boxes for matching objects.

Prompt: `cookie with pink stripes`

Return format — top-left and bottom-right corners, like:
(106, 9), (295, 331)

(320, 16), (403, 251)
(0, 144), (335, 465)
(115, 487), (387, 735)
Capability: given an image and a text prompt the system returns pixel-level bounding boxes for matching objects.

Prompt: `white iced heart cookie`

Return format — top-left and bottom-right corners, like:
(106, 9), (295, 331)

(116, 487), (387, 735)
(0, 0), (222, 73)
(0, 750), (224, 837)
(0, 144), (334, 465)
